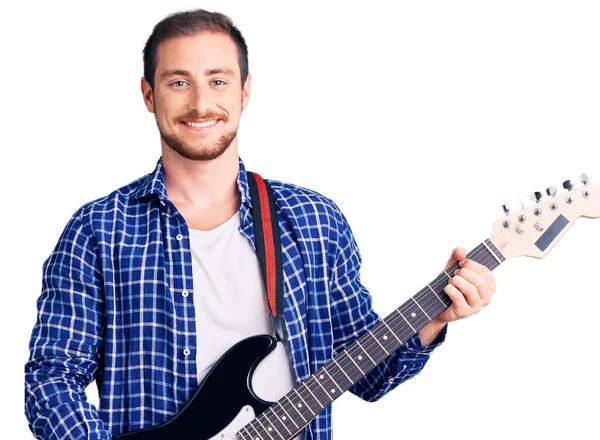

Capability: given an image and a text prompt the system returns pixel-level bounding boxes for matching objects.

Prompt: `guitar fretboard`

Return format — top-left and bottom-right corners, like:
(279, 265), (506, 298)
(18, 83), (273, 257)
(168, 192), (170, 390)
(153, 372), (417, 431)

(237, 239), (505, 440)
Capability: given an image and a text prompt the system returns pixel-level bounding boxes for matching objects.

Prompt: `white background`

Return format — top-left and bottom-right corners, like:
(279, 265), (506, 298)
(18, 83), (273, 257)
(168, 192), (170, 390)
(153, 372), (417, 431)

(2, 1), (599, 439)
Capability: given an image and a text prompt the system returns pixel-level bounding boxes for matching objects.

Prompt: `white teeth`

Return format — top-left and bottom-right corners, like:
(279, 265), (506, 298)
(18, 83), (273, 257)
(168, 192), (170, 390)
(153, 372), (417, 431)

(185, 120), (217, 128)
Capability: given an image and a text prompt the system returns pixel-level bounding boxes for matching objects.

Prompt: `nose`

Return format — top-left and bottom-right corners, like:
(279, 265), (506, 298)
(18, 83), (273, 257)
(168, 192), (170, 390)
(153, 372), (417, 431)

(188, 83), (212, 114)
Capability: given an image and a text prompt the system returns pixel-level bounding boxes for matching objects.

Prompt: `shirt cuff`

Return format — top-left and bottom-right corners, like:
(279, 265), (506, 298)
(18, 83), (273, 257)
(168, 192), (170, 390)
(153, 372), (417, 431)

(403, 323), (448, 355)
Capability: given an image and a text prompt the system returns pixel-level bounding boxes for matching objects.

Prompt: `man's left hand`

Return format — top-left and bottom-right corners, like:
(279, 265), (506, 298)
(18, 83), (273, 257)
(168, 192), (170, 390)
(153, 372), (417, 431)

(438, 246), (496, 323)
(418, 247), (496, 345)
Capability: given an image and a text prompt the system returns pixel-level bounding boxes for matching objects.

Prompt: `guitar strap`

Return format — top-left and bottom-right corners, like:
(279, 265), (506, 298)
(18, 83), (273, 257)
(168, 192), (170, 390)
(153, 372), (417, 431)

(247, 171), (288, 347)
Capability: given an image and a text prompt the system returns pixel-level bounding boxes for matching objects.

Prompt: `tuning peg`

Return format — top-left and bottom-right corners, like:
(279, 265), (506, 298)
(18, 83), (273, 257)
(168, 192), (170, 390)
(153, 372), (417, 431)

(546, 186), (557, 197)
(520, 198), (526, 210)
(563, 180), (574, 191)
(530, 191), (543, 203)
(580, 173), (589, 185)
(502, 204), (510, 216)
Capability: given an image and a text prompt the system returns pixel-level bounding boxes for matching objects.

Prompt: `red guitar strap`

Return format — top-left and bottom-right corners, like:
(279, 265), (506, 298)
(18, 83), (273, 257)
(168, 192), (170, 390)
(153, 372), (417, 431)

(247, 171), (287, 346)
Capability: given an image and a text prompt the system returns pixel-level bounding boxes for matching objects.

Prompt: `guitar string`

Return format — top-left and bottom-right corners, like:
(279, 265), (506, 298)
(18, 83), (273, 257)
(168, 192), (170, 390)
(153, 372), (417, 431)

(246, 247), (500, 440)
(303, 245), (500, 400)
(291, 244), (499, 398)
(247, 255), (499, 440)
(245, 245), (500, 439)
(244, 243), (501, 439)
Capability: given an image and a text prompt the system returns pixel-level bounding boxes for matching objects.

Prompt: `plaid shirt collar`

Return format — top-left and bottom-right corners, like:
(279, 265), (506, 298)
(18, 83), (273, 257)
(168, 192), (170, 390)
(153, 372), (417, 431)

(130, 156), (253, 210)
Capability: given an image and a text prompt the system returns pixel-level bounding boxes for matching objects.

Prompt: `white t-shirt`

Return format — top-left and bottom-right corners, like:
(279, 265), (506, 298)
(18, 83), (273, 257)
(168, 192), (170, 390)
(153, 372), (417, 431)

(189, 211), (304, 439)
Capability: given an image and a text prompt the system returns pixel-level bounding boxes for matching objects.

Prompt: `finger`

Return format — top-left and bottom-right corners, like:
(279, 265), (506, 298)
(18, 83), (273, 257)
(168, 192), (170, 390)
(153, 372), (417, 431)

(454, 267), (487, 295)
(444, 247), (466, 271)
(458, 260), (497, 298)
(488, 274), (496, 295)
(443, 283), (472, 318)
(454, 267), (494, 306)
(449, 274), (483, 309)
(458, 258), (488, 274)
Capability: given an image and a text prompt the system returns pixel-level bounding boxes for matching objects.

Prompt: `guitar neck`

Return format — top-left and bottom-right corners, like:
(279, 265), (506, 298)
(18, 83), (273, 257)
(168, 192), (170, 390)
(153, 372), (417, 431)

(237, 239), (506, 440)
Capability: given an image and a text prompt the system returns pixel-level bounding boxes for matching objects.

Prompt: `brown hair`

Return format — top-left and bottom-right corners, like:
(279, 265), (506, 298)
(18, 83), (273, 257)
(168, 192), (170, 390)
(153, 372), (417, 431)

(142, 9), (249, 89)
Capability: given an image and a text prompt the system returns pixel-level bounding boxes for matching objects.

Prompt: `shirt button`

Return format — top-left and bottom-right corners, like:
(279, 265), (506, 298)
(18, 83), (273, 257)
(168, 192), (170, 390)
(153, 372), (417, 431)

(182, 290), (189, 298)
(176, 234), (183, 241)
(183, 349), (191, 356)
(388, 378), (394, 383)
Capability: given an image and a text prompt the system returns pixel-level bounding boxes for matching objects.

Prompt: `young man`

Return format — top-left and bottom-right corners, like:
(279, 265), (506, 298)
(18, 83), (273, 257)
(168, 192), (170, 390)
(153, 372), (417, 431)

(25, 9), (496, 440)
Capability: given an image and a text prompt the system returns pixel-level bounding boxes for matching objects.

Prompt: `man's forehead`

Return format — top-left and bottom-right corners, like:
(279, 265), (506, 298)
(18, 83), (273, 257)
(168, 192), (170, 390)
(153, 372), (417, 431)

(156, 33), (240, 77)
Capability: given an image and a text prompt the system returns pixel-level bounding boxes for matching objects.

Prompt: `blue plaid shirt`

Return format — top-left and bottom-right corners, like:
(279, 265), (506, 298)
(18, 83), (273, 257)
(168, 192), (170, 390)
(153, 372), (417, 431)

(25, 157), (445, 440)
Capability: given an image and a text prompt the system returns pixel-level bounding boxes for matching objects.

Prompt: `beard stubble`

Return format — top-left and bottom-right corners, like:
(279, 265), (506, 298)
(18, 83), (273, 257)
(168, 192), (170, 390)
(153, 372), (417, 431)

(155, 102), (239, 161)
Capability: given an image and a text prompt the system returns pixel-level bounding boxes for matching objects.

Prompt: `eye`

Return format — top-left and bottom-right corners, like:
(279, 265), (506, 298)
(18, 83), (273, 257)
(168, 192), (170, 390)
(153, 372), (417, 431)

(212, 80), (226, 86)
(170, 80), (188, 88)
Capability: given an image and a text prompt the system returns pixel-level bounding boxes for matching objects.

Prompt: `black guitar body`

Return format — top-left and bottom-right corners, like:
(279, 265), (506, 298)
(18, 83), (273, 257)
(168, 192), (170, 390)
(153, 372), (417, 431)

(114, 335), (277, 439)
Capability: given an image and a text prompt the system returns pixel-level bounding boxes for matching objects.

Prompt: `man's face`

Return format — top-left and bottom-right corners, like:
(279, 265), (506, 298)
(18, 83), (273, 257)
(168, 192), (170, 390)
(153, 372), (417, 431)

(142, 32), (251, 161)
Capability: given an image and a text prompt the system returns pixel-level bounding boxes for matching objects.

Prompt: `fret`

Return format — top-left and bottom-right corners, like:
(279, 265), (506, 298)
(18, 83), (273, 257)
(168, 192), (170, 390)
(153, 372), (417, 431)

(265, 406), (293, 437)
(354, 339), (377, 365)
(331, 356), (353, 385)
(428, 286), (447, 307)
(371, 323), (401, 356)
(431, 274), (453, 300)
(417, 287), (449, 318)
(412, 297), (431, 320)
(274, 402), (299, 431)
(368, 329), (391, 356)
(393, 305), (428, 343)
(245, 423), (262, 440)
(307, 374), (332, 402)
(255, 417), (276, 440)
(284, 395), (307, 423)
(427, 283), (448, 306)
(396, 309), (416, 332)
(322, 367), (343, 395)
(306, 375), (333, 408)
(431, 272), (451, 292)
(292, 388), (315, 417)
(381, 320), (403, 344)
(327, 352), (362, 391)
(239, 240), (506, 438)
(298, 379), (326, 414)
(254, 405), (291, 440)
(238, 427), (253, 440)
(400, 299), (429, 328)
(313, 364), (348, 399)
(343, 349), (366, 375)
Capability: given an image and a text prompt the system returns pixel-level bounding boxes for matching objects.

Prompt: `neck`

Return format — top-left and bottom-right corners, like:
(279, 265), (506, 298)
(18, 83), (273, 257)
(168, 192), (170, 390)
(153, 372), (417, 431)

(236, 239), (506, 440)
(161, 141), (240, 211)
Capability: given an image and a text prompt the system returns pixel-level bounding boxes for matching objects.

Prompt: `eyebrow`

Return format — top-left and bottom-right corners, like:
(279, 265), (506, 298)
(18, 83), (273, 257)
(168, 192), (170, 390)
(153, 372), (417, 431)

(160, 68), (237, 80)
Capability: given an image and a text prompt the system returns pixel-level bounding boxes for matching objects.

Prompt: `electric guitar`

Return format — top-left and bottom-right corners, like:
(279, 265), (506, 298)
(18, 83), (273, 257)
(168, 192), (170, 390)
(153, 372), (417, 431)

(114, 175), (599, 440)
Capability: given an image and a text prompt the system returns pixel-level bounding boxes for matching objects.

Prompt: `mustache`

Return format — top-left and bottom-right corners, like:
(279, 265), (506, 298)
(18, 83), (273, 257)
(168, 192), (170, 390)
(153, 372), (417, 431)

(178, 110), (228, 123)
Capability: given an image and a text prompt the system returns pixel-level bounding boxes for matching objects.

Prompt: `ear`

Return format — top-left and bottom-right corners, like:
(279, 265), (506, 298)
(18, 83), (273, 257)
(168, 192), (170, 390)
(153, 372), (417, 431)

(241, 73), (251, 110)
(141, 77), (155, 113)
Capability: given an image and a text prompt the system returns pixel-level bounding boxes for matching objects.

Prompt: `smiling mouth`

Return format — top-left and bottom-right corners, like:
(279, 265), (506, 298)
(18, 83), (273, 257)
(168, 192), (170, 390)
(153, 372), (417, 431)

(181, 119), (220, 130)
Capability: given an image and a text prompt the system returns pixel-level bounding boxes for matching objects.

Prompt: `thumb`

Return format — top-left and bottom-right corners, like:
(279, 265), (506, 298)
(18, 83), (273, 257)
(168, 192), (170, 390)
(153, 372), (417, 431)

(443, 247), (466, 271)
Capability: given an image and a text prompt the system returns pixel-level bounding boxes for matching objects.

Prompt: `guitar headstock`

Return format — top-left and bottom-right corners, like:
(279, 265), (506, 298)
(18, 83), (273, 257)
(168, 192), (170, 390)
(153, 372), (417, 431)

(489, 174), (599, 260)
